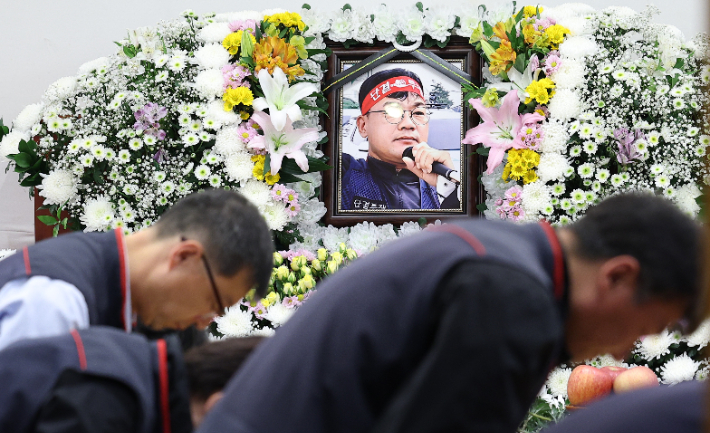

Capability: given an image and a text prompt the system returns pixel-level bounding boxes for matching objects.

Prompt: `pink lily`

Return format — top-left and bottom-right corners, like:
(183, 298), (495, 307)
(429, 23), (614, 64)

(248, 111), (319, 174)
(462, 91), (544, 174)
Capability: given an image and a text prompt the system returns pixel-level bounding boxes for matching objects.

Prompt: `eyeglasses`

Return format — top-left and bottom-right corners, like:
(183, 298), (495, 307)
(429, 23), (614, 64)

(181, 236), (225, 314)
(201, 254), (226, 314)
(367, 102), (431, 125)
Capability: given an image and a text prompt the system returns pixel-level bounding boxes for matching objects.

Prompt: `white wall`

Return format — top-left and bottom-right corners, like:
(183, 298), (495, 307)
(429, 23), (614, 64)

(0, 0), (707, 248)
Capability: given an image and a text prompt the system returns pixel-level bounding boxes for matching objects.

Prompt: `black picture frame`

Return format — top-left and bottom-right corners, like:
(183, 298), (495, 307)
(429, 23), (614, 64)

(321, 37), (484, 227)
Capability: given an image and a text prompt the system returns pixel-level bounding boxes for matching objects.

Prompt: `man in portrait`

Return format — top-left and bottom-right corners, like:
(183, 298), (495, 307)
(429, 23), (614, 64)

(341, 68), (460, 211)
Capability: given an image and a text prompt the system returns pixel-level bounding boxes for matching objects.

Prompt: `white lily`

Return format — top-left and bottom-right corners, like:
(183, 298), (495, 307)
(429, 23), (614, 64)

(252, 68), (318, 131)
(248, 111), (319, 174)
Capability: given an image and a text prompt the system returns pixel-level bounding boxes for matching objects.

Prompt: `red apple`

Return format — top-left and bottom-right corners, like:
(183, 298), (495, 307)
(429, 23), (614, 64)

(600, 366), (627, 381)
(613, 366), (659, 393)
(567, 365), (614, 406)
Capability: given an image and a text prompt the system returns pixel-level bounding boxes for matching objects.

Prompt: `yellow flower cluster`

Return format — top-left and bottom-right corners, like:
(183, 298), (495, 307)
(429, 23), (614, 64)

(223, 87), (254, 111)
(264, 12), (306, 31)
(251, 155), (280, 185)
(545, 24), (569, 49)
(525, 78), (556, 104)
(222, 30), (257, 56)
(503, 149), (540, 184)
(489, 40), (516, 75)
(522, 5), (543, 18)
(481, 88), (500, 108)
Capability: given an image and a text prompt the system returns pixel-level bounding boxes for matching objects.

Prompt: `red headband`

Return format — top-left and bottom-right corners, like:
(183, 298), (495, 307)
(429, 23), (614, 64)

(360, 76), (425, 115)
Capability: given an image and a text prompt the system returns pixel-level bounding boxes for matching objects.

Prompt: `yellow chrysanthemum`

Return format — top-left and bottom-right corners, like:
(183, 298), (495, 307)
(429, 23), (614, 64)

(222, 30), (257, 56)
(502, 164), (512, 180)
(223, 86), (255, 111)
(240, 111), (251, 120)
(525, 78), (556, 105)
(264, 171), (280, 185)
(523, 170), (539, 184)
(545, 24), (569, 49)
(264, 12), (305, 31)
(522, 24), (541, 46)
(523, 5), (543, 18)
(511, 163), (527, 179)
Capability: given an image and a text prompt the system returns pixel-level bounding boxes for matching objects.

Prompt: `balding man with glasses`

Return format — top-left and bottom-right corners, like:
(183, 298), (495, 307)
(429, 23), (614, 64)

(341, 68), (460, 210)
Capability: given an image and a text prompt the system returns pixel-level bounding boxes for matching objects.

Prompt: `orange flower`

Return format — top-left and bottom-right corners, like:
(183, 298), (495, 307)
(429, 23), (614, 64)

(489, 40), (516, 76)
(492, 22), (510, 42)
(252, 36), (305, 81)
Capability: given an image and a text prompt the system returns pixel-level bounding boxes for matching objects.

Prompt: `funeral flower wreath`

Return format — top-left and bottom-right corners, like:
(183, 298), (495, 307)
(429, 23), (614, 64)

(1, 5), (709, 426)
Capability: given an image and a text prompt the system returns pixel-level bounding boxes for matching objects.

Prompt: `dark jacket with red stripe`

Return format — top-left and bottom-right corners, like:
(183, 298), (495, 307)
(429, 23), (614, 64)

(0, 229), (127, 329)
(0, 327), (191, 433)
(198, 219), (569, 433)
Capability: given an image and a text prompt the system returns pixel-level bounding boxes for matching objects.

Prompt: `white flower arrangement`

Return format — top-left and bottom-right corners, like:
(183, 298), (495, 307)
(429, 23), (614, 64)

(1, 7), (708, 427)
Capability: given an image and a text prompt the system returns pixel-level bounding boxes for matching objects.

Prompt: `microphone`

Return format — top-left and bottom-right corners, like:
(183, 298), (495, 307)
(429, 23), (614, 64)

(402, 146), (460, 184)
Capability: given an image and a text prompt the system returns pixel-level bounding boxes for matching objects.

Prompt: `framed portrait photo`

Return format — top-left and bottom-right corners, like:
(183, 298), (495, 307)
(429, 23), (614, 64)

(321, 38), (483, 226)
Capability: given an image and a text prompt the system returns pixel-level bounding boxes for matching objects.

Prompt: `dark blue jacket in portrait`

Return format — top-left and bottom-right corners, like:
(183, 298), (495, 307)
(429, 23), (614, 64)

(341, 154), (440, 210)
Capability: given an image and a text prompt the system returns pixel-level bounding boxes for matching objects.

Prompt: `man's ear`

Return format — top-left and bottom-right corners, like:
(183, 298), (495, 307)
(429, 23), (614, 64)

(168, 239), (203, 271)
(597, 255), (641, 301)
(204, 391), (224, 413)
(356, 115), (368, 138)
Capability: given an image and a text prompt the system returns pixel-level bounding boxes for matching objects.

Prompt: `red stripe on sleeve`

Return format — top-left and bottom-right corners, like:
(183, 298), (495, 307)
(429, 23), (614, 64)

(70, 329), (88, 370)
(156, 339), (171, 433)
(539, 221), (565, 300)
(428, 224), (487, 256)
(114, 229), (128, 331)
(23, 247), (31, 274)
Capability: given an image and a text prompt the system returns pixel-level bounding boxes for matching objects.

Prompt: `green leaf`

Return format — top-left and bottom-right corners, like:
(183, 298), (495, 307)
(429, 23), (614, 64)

(18, 139), (37, 156)
(122, 45), (137, 58)
(674, 58), (685, 69)
(241, 29), (255, 57)
(476, 147), (490, 156)
(264, 153), (271, 176)
(20, 173), (42, 187)
(93, 170), (105, 185)
(415, 2), (424, 12)
(302, 3), (311, 9)
(513, 52), (527, 73)
(279, 28), (288, 38)
(11, 153), (33, 168)
(277, 172), (304, 183)
(254, 24), (262, 40)
(53, 225), (60, 238)
(304, 36), (315, 44)
(342, 3), (351, 11)
(318, 135), (329, 145)
(482, 21), (494, 38)
(61, 218), (68, 229)
(37, 215), (58, 225)
(476, 203), (488, 212)
(515, 7), (525, 22)
(436, 38), (449, 48)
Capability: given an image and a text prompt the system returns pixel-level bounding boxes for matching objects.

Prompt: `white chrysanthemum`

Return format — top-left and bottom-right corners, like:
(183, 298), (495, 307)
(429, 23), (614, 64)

(261, 201), (289, 231)
(0, 249), (16, 261)
(264, 303), (296, 327)
(424, 9), (456, 42)
(215, 306), (254, 337)
(696, 367), (710, 381)
(197, 22), (232, 43)
(214, 126), (247, 156)
(0, 131), (29, 160)
(546, 367), (572, 398)
(80, 196), (114, 232)
(455, 9), (481, 37)
(240, 180), (271, 207)
(301, 8), (332, 36)
(194, 43), (231, 70)
(661, 354), (699, 385)
(205, 100), (241, 126)
(558, 16), (592, 36)
(77, 56), (110, 75)
(38, 169), (78, 205)
(548, 89), (582, 120)
(559, 36), (598, 59)
(372, 5), (398, 42)
(522, 182), (552, 215)
(44, 77), (77, 102)
(635, 330), (674, 360)
(348, 221), (380, 253)
(398, 221), (422, 238)
(537, 153), (570, 183)
(542, 3), (595, 21)
(13, 103), (44, 132)
(194, 69), (225, 99)
(589, 354), (627, 368)
(288, 172), (322, 198)
(295, 198), (327, 225)
(224, 153), (253, 182)
(551, 58), (586, 90)
(328, 9), (355, 42)
(540, 122), (570, 153)
(685, 319), (710, 348)
(673, 183), (702, 216)
(321, 226), (349, 252)
(398, 7), (426, 42)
